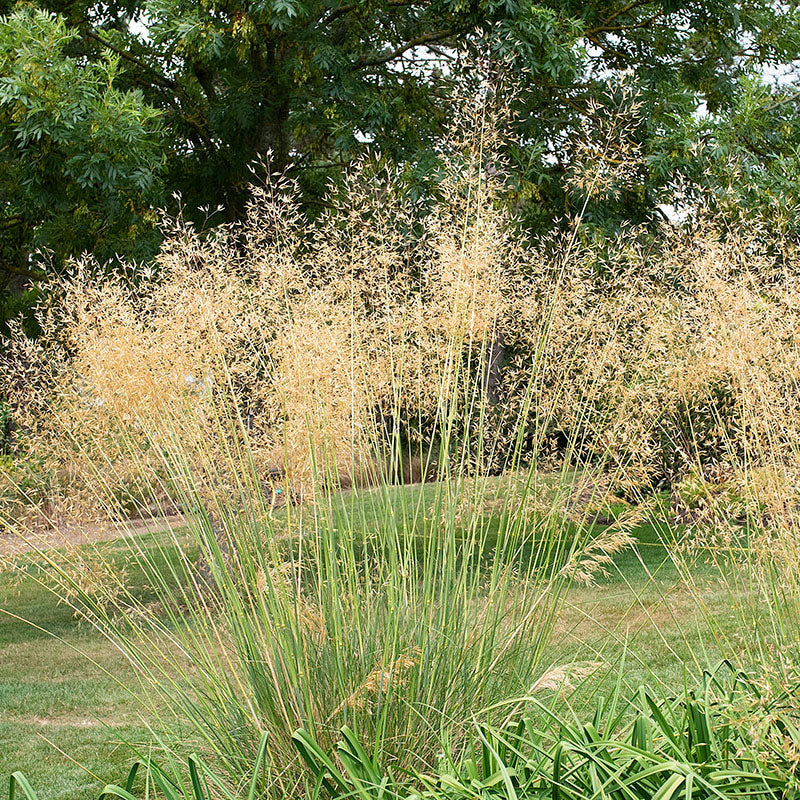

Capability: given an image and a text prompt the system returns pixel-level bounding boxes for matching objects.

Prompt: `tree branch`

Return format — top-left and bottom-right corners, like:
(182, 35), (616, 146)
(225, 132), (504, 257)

(585, 11), (663, 36)
(82, 29), (218, 151)
(590, 0), (654, 30)
(1, 261), (47, 281)
(320, 0), (414, 28)
(0, 216), (25, 231)
(586, 34), (629, 62)
(351, 28), (461, 71)
(81, 29), (179, 92)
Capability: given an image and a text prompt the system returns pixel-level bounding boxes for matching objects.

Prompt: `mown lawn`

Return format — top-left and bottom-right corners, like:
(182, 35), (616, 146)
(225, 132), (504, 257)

(0, 483), (745, 799)
(0, 553), (148, 799)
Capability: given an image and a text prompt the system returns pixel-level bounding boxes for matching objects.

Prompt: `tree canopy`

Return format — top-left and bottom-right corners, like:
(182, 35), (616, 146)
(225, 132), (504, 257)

(0, 8), (164, 327)
(2, 0), (800, 327)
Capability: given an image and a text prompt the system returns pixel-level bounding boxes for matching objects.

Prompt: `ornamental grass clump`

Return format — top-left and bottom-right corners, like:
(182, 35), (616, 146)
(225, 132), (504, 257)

(0, 107), (642, 796)
(6, 94), (800, 795)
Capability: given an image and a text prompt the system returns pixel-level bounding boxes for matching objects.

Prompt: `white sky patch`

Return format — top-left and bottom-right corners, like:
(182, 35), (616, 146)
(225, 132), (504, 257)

(128, 13), (151, 41)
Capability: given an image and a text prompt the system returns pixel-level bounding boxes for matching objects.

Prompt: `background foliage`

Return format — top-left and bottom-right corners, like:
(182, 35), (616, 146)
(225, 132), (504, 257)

(0, 8), (164, 331)
(3, 0), (800, 329)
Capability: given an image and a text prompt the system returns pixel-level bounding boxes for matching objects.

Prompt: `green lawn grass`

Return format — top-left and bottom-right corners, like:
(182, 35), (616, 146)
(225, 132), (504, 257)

(0, 481), (746, 799)
(0, 553), (148, 799)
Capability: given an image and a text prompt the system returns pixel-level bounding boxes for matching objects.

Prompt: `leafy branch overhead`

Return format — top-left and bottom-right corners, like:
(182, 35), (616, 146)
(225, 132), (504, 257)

(3, 0), (800, 324)
(0, 9), (164, 286)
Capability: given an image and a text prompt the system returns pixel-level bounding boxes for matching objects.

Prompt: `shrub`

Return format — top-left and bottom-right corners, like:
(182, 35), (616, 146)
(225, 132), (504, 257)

(297, 666), (800, 800)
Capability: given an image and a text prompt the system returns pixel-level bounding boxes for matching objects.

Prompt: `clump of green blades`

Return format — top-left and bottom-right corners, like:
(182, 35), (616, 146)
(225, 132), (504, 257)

(294, 668), (798, 800)
(8, 735), (271, 800)
(9, 667), (799, 800)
